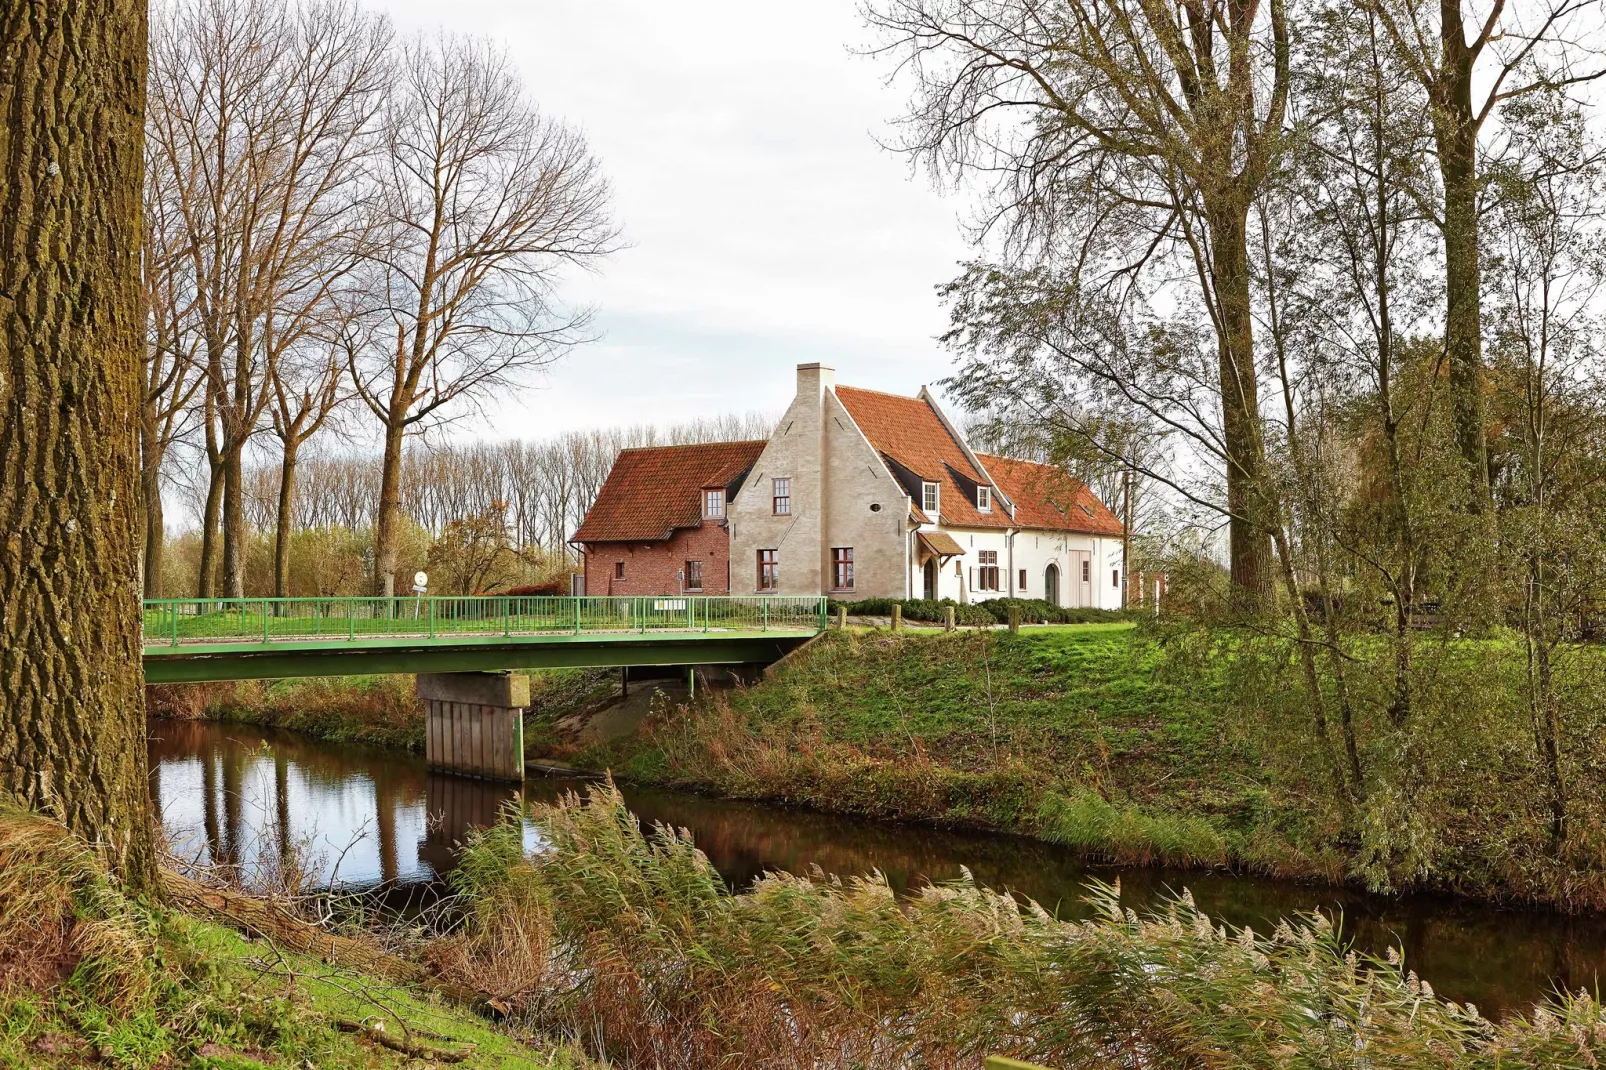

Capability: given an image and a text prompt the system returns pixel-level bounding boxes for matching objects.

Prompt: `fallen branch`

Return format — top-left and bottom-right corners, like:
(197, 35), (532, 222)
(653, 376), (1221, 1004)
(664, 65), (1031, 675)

(334, 1017), (475, 1063)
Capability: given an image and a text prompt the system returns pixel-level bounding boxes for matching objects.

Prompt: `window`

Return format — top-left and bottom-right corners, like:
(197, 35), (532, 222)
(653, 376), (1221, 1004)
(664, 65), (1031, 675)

(831, 547), (854, 590)
(1112, 569), (1120, 589)
(757, 549), (778, 590)
(978, 550), (1000, 592)
(1082, 559), (1091, 582)
(614, 561), (625, 580)
(772, 478), (791, 516)
(685, 560), (703, 590)
(977, 486), (992, 512)
(922, 482), (940, 515)
(704, 489), (725, 519)
(1019, 569), (1028, 590)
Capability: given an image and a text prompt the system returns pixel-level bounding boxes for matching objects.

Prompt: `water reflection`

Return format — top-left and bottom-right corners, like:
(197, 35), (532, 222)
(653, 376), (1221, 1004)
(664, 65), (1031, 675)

(150, 719), (1606, 1017)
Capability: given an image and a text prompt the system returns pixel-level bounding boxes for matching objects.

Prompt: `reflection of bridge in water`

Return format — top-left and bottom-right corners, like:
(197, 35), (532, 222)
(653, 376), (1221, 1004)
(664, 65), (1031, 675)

(143, 595), (825, 683)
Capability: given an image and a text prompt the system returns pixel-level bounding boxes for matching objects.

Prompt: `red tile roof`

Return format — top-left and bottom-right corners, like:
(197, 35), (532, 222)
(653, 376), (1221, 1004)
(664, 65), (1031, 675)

(976, 453), (1125, 537)
(834, 386), (1009, 529)
(572, 440), (765, 544)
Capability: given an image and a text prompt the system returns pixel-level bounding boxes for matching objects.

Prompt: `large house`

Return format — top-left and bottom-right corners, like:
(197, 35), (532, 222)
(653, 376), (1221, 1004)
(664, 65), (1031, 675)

(572, 364), (1126, 607)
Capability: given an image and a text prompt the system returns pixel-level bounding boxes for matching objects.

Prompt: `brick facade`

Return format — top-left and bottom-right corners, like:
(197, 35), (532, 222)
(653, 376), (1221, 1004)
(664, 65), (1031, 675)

(581, 519), (736, 596)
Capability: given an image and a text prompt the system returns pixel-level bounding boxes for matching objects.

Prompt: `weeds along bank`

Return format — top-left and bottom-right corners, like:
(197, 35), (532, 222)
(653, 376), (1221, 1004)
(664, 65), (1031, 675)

(147, 675), (428, 752)
(435, 784), (1606, 1068)
(145, 669), (618, 756)
(578, 623), (1606, 911)
(0, 805), (593, 1069)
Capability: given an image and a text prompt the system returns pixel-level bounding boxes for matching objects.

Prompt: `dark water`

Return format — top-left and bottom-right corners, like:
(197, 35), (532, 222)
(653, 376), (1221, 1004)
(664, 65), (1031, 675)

(149, 719), (1606, 1017)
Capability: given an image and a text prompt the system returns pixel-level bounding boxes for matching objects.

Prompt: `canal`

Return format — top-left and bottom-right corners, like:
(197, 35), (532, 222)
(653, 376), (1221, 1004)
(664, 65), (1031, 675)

(149, 717), (1606, 1017)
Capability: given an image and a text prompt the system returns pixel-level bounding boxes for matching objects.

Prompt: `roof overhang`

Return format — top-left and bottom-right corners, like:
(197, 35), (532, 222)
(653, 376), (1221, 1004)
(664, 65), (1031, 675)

(917, 531), (966, 559)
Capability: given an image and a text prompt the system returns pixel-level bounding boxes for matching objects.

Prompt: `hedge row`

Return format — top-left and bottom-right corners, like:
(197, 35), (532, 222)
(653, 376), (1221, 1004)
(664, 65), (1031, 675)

(827, 596), (1134, 627)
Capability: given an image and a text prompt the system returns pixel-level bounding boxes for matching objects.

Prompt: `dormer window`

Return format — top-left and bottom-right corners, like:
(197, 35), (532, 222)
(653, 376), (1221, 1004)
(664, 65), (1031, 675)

(922, 482), (940, 516)
(704, 488), (725, 519)
(977, 486), (992, 512)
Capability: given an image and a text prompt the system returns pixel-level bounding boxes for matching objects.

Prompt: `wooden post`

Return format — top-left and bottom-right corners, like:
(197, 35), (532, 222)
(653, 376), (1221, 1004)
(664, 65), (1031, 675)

(944, 605), (955, 632)
(891, 604), (902, 632)
(1008, 605), (1021, 634)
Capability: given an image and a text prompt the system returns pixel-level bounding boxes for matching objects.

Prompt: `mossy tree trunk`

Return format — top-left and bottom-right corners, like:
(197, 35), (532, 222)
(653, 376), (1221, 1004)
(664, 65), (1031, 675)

(0, 0), (157, 892)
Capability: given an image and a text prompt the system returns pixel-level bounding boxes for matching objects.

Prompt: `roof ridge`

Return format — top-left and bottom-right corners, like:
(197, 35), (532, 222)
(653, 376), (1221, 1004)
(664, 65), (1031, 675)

(617, 438), (769, 454)
(834, 383), (923, 402)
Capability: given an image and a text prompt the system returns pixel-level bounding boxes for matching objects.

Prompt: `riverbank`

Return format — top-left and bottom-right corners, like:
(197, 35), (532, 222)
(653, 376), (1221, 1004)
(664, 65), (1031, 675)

(145, 667), (617, 755)
(147, 675), (428, 752)
(0, 806), (593, 1069)
(562, 624), (1606, 913)
(147, 620), (1606, 912)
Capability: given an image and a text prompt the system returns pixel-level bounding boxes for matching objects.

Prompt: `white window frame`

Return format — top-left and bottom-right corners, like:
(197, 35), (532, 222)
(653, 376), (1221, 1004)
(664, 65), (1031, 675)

(704, 488), (725, 519)
(977, 486), (991, 512)
(922, 481), (940, 515)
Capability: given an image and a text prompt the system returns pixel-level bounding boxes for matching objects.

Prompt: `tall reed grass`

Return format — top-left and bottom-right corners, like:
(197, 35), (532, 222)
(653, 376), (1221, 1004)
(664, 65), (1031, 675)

(443, 783), (1606, 1069)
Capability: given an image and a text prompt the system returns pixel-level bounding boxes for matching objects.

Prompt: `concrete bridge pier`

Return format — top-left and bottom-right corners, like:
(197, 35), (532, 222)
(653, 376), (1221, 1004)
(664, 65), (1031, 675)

(418, 672), (529, 781)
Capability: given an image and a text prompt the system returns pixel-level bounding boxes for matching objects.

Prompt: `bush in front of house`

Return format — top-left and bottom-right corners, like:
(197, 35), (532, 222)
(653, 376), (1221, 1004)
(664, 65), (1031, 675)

(828, 597), (993, 626)
(828, 596), (1133, 627)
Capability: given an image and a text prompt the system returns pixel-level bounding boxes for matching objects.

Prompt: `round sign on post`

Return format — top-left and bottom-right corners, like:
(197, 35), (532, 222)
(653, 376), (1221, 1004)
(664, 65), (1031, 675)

(412, 571), (428, 595)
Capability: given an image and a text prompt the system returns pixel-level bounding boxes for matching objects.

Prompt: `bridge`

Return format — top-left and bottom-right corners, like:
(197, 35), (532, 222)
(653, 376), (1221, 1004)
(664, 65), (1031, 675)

(143, 595), (826, 684)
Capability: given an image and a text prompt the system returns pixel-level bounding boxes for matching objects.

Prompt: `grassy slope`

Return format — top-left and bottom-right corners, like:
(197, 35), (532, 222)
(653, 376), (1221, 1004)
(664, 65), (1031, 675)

(590, 624), (1278, 860)
(1, 918), (587, 1069)
(576, 622), (1606, 906)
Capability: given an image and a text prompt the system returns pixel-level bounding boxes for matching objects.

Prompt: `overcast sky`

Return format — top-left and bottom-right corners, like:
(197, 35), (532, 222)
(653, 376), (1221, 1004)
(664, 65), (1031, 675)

(372, 0), (976, 439)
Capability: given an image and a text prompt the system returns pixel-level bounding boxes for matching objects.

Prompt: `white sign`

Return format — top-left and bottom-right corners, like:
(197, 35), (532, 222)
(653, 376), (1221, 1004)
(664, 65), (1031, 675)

(654, 599), (687, 611)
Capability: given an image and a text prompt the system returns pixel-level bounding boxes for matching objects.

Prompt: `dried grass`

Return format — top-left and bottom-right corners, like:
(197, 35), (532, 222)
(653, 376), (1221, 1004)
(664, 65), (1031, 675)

(0, 806), (152, 1008)
(439, 783), (1606, 1069)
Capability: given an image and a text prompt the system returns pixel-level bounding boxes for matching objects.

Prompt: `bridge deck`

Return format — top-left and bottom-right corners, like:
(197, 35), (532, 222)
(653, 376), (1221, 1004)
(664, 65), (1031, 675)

(142, 596), (826, 682)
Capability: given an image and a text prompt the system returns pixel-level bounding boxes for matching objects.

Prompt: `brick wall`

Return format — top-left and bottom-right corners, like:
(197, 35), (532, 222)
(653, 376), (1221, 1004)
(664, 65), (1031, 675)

(580, 521), (735, 596)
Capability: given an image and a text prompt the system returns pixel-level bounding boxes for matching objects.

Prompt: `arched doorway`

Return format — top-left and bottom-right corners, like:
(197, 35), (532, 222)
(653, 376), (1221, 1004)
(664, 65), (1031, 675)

(1044, 563), (1060, 606)
(923, 558), (938, 601)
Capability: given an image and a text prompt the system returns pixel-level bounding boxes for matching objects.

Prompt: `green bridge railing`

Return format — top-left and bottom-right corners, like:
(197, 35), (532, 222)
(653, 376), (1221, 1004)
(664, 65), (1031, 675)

(143, 595), (828, 648)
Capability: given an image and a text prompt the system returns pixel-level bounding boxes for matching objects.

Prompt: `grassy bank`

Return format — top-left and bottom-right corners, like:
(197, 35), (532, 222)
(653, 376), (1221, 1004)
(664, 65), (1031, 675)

(571, 623), (1606, 910)
(0, 806), (592, 1069)
(147, 676), (428, 752)
(148, 668), (619, 757)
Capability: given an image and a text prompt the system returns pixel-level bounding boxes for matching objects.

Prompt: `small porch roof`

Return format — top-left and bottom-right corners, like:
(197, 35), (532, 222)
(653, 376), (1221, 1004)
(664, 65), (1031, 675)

(917, 530), (966, 559)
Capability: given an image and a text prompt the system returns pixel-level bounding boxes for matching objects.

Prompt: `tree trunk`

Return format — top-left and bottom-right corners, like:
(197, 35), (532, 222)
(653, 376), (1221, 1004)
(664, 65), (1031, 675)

(1435, 16), (1490, 507)
(1208, 201), (1274, 610)
(221, 440), (246, 598)
(0, 0), (157, 891)
(373, 419), (406, 597)
(274, 439), (299, 599)
(140, 402), (165, 598)
(198, 414), (224, 598)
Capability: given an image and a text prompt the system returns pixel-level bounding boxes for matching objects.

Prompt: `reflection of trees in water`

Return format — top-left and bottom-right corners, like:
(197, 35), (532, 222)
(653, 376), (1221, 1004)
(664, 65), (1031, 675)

(151, 724), (1606, 1017)
(150, 719), (520, 889)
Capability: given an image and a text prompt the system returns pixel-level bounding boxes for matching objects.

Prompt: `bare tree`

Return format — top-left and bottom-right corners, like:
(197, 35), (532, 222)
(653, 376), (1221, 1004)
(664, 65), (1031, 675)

(148, 0), (391, 598)
(867, 0), (1291, 609)
(352, 33), (618, 597)
(141, 147), (205, 597)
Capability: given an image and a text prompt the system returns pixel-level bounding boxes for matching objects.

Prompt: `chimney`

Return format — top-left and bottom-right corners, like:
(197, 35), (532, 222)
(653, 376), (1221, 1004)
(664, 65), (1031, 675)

(796, 362), (836, 399)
